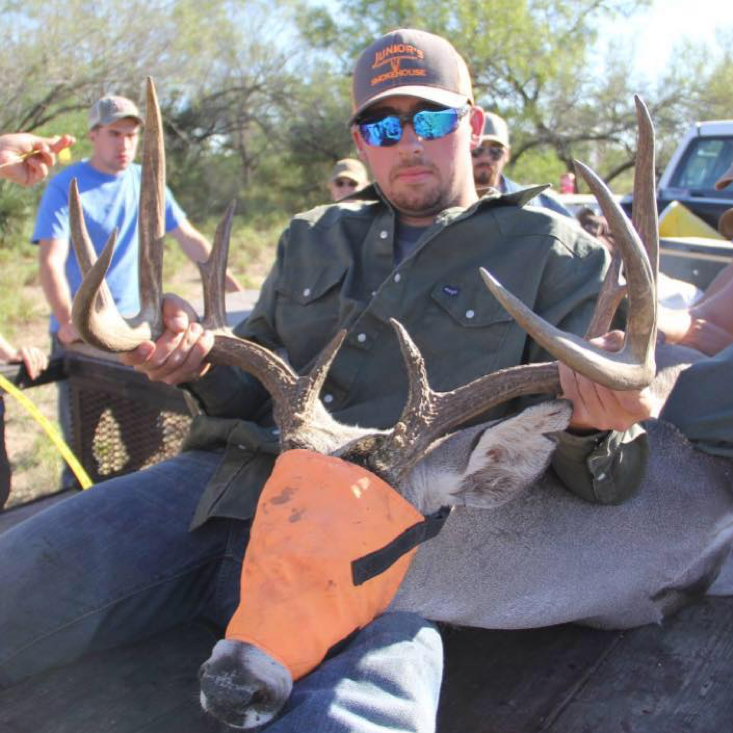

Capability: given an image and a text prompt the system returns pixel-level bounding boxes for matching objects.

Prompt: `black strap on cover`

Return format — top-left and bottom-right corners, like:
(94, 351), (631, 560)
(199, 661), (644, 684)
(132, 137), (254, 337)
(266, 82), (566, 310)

(351, 505), (451, 586)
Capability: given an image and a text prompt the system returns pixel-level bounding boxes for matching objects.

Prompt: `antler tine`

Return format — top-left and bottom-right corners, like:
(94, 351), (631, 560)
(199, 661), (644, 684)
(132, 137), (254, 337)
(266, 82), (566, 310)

(133, 76), (165, 338)
(70, 183), (158, 350)
(211, 329), (348, 447)
(69, 179), (117, 316)
(363, 320), (561, 486)
(70, 77), (166, 352)
(198, 201), (236, 331)
(631, 95), (659, 279)
(583, 249), (625, 340)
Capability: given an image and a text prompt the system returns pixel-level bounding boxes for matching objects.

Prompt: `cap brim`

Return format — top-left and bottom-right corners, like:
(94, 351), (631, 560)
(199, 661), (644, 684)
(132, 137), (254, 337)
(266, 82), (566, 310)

(89, 114), (144, 131)
(350, 86), (470, 125)
(718, 207), (733, 239)
(480, 135), (507, 146)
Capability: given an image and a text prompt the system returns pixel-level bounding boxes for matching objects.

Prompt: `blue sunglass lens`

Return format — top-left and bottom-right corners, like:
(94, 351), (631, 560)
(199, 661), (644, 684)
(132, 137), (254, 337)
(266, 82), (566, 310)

(412, 109), (459, 140)
(359, 108), (463, 147)
(360, 116), (402, 146)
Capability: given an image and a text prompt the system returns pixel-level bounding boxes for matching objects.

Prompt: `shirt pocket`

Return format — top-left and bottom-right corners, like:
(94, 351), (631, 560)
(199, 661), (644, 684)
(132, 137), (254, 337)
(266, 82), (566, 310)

(430, 276), (514, 329)
(427, 275), (516, 387)
(275, 262), (348, 368)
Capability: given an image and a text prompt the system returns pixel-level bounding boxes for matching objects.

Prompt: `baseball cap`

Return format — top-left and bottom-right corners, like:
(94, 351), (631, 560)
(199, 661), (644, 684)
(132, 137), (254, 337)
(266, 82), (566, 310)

(88, 95), (143, 130)
(715, 159), (733, 191)
(481, 113), (509, 148)
(350, 29), (473, 124)
(331, 158), (369, 186)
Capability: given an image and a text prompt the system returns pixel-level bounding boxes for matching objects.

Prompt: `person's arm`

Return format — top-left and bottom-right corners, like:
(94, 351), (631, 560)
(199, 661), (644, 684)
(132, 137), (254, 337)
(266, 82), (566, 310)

(169, 219), (244, 293)
(658, 265), (733, 355)
(0, 134), (74, 187)
(524, 229), (653, 503)
(37, 237), (81, 344)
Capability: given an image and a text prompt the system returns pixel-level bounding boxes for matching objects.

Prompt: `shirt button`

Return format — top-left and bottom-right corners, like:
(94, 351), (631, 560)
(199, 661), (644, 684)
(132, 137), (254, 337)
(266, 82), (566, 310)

(371, 290), (377, 297)
(303, 287), (311, 298)
(323, 394), (334, 404)
(357, 333), (367, 343)
(465, 309), (475, 319)
(394, 273), (402, 283)
(379, 230), (389, 239)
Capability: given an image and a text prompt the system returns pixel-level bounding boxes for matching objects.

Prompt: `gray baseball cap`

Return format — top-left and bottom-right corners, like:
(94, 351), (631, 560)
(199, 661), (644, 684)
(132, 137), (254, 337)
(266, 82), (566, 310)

(88, 95), (143, 130)
(350, 29), (473, 124)
(481, 113), (509, 148)
(331, 158), (368, 186)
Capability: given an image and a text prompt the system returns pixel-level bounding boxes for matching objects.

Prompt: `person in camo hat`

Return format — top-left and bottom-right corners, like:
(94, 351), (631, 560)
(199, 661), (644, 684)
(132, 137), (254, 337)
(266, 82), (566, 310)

(1, 30), (657, 732)
(328, 158), (369, 200)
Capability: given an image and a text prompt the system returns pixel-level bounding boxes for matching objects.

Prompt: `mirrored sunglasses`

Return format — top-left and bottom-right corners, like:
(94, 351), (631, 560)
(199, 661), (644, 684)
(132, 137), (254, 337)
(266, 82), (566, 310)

(358, 105), (470, 148)
(471, 145), (505, 161)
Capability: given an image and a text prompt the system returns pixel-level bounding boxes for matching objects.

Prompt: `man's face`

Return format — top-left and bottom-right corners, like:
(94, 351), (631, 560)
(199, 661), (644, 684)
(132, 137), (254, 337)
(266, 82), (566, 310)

(352, 95), (483, 225)
(329, 177), (359, 201)
(472, 141), (509, 189)
(88, 117), (140, 175)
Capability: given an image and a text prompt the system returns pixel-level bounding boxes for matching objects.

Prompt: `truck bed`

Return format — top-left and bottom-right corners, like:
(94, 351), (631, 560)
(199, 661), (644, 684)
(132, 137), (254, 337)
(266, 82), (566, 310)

(2, 494), (732, 733)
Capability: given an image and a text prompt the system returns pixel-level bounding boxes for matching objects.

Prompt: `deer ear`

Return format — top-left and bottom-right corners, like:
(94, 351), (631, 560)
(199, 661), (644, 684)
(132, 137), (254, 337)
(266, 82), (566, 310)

(455, 400), (572, 509)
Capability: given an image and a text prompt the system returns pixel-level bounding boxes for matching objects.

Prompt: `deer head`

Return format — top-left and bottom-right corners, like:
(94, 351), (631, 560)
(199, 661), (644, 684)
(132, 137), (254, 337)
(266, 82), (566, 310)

(70, 79), (658, 729)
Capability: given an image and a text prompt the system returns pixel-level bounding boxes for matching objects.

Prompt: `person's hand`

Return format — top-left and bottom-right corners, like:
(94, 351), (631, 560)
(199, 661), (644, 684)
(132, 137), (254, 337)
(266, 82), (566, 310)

(558, 331), (662, 432)
(119, 294), (214, 385)
(57, 321), (82, 346)
(12, 346), (49, 380)
(0, 133), (75, 186)
(658, 305), (733, 356)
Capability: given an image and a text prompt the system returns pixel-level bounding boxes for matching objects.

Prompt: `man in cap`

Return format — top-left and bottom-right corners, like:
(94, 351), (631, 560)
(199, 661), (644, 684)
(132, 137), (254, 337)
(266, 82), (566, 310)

(1, 31), (655, 732)
(328, 157), (369, 200)
(472, 112), (572, 216)
(31, 94), (242, 487)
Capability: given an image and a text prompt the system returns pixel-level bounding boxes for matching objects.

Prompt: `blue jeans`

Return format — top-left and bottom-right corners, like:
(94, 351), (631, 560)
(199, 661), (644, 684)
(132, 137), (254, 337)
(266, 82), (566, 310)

(0, 449), (443, 732)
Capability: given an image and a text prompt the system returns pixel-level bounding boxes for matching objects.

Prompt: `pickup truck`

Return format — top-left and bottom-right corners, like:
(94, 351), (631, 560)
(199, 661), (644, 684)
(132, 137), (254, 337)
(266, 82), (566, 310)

(621, 119), (733, 233)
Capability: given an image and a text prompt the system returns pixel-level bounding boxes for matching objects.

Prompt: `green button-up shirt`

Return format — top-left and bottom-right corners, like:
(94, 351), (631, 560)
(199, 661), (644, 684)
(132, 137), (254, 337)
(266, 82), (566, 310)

(183, 185), (648, 529)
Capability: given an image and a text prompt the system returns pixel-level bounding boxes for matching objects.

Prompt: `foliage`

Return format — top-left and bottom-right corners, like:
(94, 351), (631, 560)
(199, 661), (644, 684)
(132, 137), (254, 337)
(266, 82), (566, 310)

(2, 0), (733, 226)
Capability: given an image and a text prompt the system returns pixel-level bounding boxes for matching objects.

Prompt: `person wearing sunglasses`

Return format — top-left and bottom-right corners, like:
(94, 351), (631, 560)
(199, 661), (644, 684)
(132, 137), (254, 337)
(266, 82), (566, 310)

(1, 29), (656, 733)
(328, 158), (369, 201)
(472, 112), (572, 217)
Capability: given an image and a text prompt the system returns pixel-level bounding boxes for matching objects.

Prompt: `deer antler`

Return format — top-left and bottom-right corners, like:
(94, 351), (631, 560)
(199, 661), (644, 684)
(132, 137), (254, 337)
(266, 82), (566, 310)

(70, 80), (658, 489)
(479, 96), (657, 391)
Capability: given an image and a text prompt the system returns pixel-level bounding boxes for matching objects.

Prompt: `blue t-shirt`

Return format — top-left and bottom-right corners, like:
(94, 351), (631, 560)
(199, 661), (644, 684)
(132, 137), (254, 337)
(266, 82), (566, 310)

(32, 161), (186, 332)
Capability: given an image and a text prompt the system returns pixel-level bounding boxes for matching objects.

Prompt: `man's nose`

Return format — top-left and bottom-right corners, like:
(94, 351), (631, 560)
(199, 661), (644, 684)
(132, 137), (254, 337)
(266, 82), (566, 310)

(396, 122), (424, 152)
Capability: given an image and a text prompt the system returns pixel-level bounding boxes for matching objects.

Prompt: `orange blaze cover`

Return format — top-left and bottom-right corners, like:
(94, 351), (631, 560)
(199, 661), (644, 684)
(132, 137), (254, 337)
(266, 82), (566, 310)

(225, 449), (425, 680)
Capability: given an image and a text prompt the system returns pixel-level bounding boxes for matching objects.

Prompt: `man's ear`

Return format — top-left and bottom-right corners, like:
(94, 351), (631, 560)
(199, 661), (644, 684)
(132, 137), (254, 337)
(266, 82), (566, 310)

(453, 400), (572, 509)
(351, 127), (367, 160)
(469, 106), (485, 150)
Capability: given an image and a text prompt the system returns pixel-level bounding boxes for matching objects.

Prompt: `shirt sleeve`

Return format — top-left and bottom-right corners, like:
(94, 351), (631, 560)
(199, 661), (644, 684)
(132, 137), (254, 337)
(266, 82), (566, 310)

(164, 185), (187, 233)
(31, 178), (69, 244)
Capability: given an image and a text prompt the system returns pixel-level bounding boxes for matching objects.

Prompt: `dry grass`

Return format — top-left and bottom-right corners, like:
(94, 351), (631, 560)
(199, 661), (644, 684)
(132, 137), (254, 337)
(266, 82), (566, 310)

(1, 216), (280, 509)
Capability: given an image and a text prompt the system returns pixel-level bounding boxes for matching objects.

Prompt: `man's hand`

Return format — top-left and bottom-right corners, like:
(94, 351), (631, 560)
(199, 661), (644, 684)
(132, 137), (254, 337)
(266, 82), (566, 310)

(558, 331), (662, 432)
(0, 133), (75, 186)
(12, 346), (49, 380)
(57, 322), (82, 346)
(120, 294), (214, 385)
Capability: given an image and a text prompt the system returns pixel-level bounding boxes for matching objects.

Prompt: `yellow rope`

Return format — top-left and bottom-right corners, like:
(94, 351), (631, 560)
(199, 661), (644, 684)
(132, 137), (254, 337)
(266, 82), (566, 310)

(0, 372), (93, 489)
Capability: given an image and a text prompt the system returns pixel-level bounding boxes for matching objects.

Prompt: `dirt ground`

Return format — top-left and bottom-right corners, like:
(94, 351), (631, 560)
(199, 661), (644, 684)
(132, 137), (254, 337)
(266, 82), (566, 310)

(3, 259), (208, 509)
